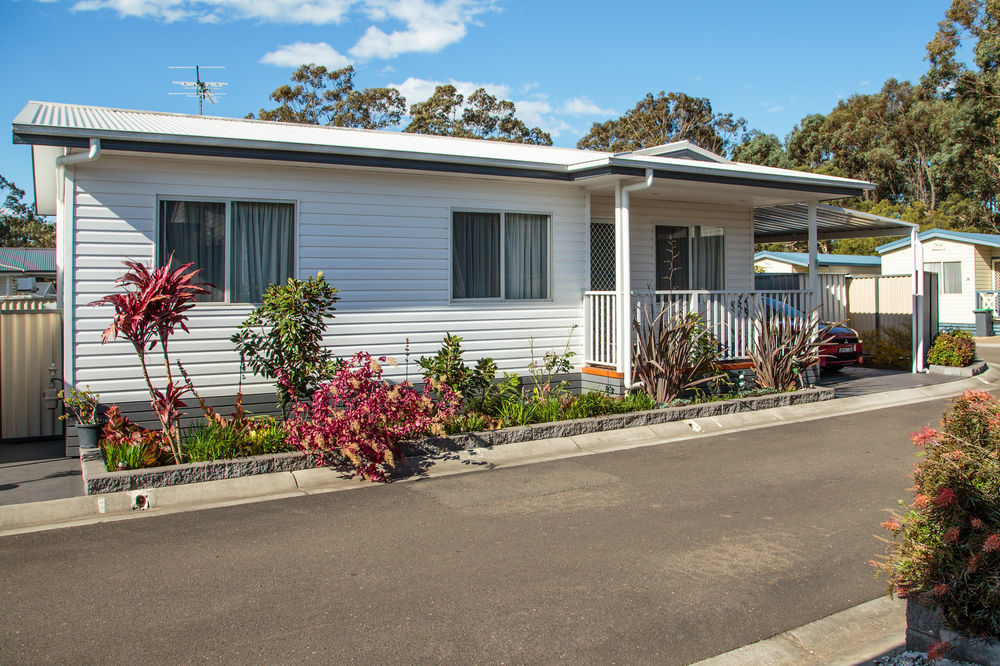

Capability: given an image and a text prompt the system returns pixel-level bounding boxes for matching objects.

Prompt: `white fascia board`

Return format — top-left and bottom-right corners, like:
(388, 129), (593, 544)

(607, 155), (875, 191)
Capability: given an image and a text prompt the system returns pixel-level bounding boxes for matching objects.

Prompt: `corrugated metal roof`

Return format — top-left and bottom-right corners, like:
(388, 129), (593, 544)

(876, 228), (1000, 253)
(753, 251), (881, 267)
(0, 247), (56, 273)
(753, 203), (915, 242)
(13, 101), (874, 195)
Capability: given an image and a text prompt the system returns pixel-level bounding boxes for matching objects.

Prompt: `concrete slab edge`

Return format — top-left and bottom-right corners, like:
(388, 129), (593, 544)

(3, 365), (996, 537)
(692, 596), (906, 665)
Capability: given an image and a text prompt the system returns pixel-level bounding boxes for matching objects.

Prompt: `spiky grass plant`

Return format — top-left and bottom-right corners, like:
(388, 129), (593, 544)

(749, 306), (831, 391)
(631, 304), (722, 403)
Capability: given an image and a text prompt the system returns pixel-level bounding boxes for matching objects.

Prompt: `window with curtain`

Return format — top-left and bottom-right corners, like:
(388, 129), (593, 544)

(159, 199), (295, 303)
(452, 211), (550, 300)
(655, 225), (724, 290)
(924, 261), (962, 294)
(230, 202), (295, 303)
(159, 200), (226, 302)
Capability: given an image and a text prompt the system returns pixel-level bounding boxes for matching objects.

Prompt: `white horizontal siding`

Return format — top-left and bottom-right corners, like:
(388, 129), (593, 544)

(590, 196), (754, 291)
(69, 155), (589, 402)
(882, 241), (977, 325)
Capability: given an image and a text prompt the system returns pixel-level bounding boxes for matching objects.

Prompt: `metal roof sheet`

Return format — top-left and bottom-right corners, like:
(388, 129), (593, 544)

(13, 101), (874, 195)
(876, 228), (1000, 253)
(753, 251), (881, 267)
(0, 247), (56, 273)
(753, 203), (915, 242)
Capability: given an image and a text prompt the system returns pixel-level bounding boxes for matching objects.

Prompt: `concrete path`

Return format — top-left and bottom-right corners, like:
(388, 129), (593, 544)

(0, 438), (81, 506)
(0, 393), (966, 664)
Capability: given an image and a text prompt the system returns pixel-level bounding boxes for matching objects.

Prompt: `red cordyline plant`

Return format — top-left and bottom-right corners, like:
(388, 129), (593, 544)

(282, 351), (460, 482)
(872, 390), (1000, 657)
(89, 255), (209, 464)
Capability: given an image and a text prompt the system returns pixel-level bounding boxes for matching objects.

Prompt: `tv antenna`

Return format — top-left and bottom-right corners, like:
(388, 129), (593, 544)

(169, 65), (227, 115)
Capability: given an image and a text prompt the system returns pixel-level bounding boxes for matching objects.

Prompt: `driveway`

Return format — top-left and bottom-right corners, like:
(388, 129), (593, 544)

(0, 396), (950, 664)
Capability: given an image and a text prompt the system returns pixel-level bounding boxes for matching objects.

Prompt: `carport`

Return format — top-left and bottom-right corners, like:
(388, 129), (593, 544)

(752, 203), (926, 372)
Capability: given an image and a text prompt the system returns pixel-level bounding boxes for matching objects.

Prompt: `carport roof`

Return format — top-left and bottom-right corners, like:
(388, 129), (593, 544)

(753, 203), (916, 242)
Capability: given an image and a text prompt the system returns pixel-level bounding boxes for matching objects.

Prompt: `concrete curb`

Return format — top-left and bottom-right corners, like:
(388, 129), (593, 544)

(2, 363), (997, 537)
(693, 596), (906, 665)
(927, 360), (988, 377)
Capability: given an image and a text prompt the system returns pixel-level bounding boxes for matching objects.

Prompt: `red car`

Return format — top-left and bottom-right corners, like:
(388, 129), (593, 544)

(762, 297), (862, 371)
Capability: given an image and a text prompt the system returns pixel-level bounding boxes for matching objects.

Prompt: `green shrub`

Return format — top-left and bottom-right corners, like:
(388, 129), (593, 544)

(417, 333), (497, 409)
(231, 273), (340, 414)
(874, 391), (1000, 642)
(102, 440), (155, 471)
(927, 330), (976, 367)
(860, 325), (912, 371)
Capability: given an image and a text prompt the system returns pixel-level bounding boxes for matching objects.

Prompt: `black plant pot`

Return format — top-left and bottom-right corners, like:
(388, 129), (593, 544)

(76, 423), (102, 449)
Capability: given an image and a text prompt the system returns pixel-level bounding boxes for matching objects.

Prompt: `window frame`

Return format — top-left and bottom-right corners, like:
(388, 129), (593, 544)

(156, 195), (299, 305)
(923, 260), (963, 295)
(653, 222), (726, 291)
(449, 208), (554, 303)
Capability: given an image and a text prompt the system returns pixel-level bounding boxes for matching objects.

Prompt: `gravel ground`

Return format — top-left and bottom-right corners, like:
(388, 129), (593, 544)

(874, 649), (975, 665)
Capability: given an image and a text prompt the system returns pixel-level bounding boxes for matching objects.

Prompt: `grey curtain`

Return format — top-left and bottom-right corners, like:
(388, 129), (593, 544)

(159, 200), (225, 301)
(505, 213), (549, 299)
(692, 226), (725, 290)
(452, 212), (500, 299)
(230, 202), (295, 303)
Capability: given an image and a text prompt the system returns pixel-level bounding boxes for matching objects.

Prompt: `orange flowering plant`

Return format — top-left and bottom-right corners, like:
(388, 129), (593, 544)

(872, 391), (1000, 647)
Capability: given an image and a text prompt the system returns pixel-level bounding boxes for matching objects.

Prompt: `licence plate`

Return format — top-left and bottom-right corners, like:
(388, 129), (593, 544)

(838, 346), (854, 353)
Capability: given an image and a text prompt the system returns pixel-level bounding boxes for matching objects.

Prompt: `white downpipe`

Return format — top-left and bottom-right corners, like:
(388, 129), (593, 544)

(620, 168), (654, 390)
(54, 138), (101, 414)
(912, 228), (925, 373)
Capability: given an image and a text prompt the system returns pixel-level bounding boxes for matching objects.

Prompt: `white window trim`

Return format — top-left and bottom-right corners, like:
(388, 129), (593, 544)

(155, 196), (299, 305)
(449, 208), (554, 304)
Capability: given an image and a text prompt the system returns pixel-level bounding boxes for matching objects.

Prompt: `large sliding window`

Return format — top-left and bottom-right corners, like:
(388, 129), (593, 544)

(655, 224), (725, 291)
(452, 211), (550, 300)
(159, 199), (295, 303)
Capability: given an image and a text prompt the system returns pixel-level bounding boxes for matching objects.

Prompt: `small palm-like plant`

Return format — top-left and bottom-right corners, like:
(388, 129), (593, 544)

(749, 305), (832, 391)
(631, 305), (722, 404)
(90, 255), (209, 463)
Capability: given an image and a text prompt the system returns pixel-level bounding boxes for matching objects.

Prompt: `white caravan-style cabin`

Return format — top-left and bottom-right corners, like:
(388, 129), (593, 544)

(13, 101), (920, 432)
(879, 229), (1000, 330)
(753, 251), (882, 275)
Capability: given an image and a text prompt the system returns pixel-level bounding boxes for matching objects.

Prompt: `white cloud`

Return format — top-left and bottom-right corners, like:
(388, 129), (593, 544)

(349, 0), (494, 60)
(70, 0), (356, 24)
(390, 76), (511, 107)
(860, 79), (872, 86)
(766, 105), (786, 113)
(560, 96), (614, 117)
(511, 98), (552, 127)
(260, 42), (352, 68)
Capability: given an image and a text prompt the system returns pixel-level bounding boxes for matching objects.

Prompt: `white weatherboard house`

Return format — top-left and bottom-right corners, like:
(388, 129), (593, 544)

(12, 101), (923, 432)
(879, 228), (1000, 331)
(754, 251), (882, 275)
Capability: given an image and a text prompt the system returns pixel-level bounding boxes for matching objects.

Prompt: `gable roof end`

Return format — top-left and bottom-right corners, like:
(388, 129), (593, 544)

(876, 228), (1000, 254)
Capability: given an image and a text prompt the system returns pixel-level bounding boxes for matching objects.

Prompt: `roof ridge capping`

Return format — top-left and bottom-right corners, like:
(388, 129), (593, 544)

(621, 140), (731, 163)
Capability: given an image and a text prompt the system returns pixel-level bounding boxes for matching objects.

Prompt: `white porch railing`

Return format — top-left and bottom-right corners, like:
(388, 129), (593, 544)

(584, 289), (813, 368)
(978, 291), (1000, 316)
(583, 291), (618, 366)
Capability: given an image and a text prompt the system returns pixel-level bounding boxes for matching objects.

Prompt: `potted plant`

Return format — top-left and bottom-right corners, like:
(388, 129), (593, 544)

(58, 386), (102, 449)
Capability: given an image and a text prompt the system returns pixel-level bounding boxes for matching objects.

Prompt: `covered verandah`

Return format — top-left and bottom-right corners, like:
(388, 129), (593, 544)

(581, 170), (925, 385)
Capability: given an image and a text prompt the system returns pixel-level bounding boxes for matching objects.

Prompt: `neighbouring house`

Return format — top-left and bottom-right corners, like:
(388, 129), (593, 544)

(0, 247), (56, 297)
(12, 101), (923, 438)
(754, 251), (881, 275)
(878, 229), (1000, 331)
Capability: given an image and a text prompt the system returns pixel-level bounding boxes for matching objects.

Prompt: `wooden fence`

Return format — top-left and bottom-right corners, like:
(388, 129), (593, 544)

(0, 301), (63, 440)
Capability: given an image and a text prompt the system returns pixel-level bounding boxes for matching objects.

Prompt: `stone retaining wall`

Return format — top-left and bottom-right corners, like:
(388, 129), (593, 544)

(82, 387), (835, 494)
(906, 599), (1000, 664)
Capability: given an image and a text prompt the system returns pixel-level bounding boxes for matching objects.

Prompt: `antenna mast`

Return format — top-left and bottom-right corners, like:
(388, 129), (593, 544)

(169, 65), (227, 114)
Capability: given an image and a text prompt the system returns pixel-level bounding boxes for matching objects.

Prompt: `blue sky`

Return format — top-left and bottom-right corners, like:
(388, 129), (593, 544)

(3, 0), (952, 202)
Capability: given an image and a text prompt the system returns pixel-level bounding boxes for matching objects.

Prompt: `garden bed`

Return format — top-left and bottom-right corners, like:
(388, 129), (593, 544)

(80, 386), (834, 494)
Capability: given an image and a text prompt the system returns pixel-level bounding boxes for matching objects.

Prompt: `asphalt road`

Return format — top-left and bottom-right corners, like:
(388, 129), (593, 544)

(0, 396), (952, 664)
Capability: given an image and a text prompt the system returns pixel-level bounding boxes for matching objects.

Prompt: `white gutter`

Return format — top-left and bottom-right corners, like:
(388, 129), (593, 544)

(619, 168), (654, 390)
